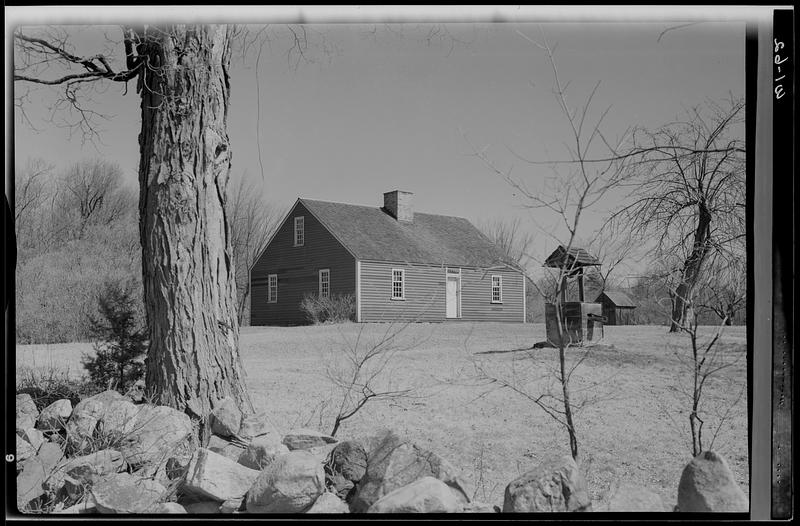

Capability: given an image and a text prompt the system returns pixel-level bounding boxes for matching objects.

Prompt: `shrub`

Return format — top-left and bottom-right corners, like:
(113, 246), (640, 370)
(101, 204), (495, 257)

(17, 365), (103, 411)
(81, 281), (147, 393)
(299, 293), (356, 324)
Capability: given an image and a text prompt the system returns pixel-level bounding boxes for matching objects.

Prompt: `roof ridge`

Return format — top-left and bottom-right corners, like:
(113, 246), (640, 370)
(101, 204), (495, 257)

(300, 197), (471, 221)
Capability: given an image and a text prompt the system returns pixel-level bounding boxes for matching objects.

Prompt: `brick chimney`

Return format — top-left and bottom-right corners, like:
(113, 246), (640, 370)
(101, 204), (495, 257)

(383, 190), (414, 222)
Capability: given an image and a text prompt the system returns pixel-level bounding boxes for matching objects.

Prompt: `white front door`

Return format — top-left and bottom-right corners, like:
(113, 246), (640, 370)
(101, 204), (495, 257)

(446, 275), (459, 318)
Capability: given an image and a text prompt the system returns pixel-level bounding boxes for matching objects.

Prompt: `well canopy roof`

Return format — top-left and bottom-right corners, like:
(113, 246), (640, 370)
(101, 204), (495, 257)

(299, 198), (518, 270)
(543, 245), (601, 269)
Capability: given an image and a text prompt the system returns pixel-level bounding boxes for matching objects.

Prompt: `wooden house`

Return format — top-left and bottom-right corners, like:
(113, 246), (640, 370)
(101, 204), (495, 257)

(595, 291), (637, 325)
(249, 190), (526, 325)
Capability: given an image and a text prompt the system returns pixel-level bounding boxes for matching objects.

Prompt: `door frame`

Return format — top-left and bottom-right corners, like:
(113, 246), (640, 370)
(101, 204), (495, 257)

(445, 267), (461, 319)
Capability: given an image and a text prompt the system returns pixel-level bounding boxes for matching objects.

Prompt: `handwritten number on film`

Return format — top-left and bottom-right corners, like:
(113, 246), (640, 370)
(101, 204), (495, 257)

(774, 39), (787, 100)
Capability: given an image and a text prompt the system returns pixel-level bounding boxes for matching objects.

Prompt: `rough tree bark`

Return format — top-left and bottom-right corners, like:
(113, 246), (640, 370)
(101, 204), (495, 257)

(135, 25), (253, 416)
(669, 202), (712, 332)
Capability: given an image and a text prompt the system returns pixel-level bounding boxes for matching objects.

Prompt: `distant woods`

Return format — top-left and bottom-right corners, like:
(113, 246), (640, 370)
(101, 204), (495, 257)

(14, 158), (282, 343)
(15, 158), (141, 343)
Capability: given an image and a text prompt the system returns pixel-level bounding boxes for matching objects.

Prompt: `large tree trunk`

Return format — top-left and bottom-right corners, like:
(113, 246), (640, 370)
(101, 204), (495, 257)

(136, 25), (253, 416)
(669, 203), (712, 332)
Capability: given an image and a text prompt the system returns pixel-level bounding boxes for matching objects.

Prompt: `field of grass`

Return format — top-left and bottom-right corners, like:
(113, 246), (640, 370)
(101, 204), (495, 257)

(16, 322), (748, 510)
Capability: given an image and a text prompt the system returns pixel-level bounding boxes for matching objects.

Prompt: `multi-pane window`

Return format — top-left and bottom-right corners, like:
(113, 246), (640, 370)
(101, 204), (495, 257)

(319, 269), (330, 298)
(391, 269), (405, 299)
(268, 274), (278, 303)
(491, 275), (503, 303)
(294, 216), (305, 246)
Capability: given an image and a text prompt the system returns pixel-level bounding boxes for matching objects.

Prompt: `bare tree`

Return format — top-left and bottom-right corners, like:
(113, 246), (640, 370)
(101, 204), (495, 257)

(14, 158), (51, 226)
(696, 247), (747, 326)
(54, 158), (135, 239)
(14, 158), (53, 258)
(656, 284), (746, 456)
(478, 217), (536, 270)
(584, 226), (639, 297)
(466, 29), (632, 460)
(14, 25), (253, 416)
(611, 98), (745, 332)
(324, 321), (423, 437)
(226, 175), (283, 325)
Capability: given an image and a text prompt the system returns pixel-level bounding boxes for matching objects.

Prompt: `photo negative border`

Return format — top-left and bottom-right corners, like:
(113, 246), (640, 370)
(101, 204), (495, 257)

(4, 5), (793, 521)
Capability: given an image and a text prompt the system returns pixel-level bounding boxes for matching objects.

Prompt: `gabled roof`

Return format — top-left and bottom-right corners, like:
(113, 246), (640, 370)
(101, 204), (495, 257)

(299, 198), (518, 270)
(596, 291), (637, 308)
(543, 245), (601, 269)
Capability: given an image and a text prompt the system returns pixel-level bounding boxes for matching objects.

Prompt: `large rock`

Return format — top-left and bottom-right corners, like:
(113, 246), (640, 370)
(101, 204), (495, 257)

(329, 473), (355, 501)
(239, 411), (280, 439)
(282, 428), (337, 451)
(45, 448), (124, 498)
(96, 399), (141, 437)
(66, 390), (129, 454)
(91, 472), (165, 513)
(237, 435), (289, 470)
(55, 497), (98, 514)
(503, 455), (591, 512)
(118, 404), (194, 467)
(600, 481), (665, 512)
(17, 457), (48, 510)
(16, 394), (39, 434)
(17, 443), (65, 509)
(367, 476), (465, 513)
(246, 451), (326, 513)
(37, 399), (73, 432)
(37, 441), (65, 474)
(350, 430), (471, 513)
(20, 428), (45, 452)
(463, 501), (500, 513)
(210, 397), (243, 438)
(183, 448), (260, 502)
(220, 498), (244, 514)
(207, 435), (246, 462)
(677, 450), (748, 512)
(150, 502), (187, 514)
(307, 492), (350, 513)
(65, 449), (126, 484)
(124, 379), (146, 403)
(327, 440), (367, 483)
(183, 501), (222, 514)
(17, 436), (37, 463)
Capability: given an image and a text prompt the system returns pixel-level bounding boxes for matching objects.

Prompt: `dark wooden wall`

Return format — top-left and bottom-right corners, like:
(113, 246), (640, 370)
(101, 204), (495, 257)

(250, 202), (356, 325)
(601, 303), (637, 325)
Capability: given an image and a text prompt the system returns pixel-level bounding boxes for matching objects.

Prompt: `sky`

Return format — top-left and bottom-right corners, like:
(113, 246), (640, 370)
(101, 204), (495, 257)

(11, 11), (746, 278)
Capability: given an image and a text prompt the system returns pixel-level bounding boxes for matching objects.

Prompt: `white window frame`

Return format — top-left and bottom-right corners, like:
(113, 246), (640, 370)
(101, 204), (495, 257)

(491, 275), (503, 303)
(268, 274), (278, 303)
(319, 268), (330, 298)
(294, 216), (305, 247)
(391, 268), (405, 300)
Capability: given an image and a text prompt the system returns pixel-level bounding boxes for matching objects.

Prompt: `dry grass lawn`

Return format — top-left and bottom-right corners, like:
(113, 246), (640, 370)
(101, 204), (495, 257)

(17, 322), (748, 510)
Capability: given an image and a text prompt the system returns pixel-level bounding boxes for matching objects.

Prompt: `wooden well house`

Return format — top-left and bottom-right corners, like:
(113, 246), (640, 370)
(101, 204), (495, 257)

(543, 246), (605, 345)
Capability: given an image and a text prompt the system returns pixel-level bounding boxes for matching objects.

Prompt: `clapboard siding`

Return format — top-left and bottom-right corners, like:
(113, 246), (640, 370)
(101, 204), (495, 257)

(359, 261), (524, 323)
(250, 202), (355, 325)
(460, 268), (524, 322)
(359, 261), (446, 322)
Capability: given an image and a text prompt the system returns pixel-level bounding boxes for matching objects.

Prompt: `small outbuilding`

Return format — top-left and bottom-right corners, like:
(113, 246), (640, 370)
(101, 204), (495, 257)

(594, 291), (637, 325)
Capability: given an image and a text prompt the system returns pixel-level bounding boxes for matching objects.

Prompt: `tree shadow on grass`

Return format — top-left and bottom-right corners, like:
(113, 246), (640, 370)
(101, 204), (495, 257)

(473, 341), (552, 355)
